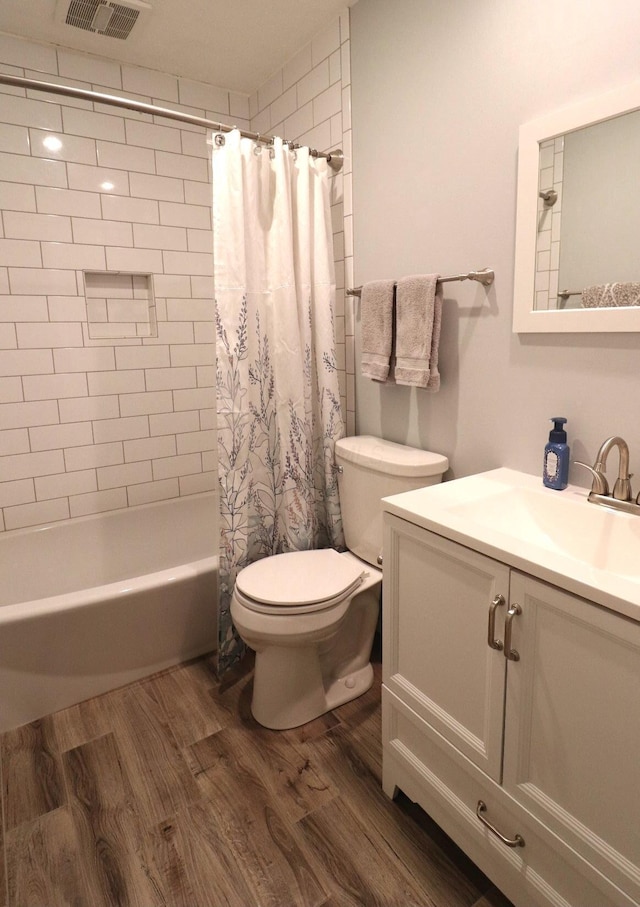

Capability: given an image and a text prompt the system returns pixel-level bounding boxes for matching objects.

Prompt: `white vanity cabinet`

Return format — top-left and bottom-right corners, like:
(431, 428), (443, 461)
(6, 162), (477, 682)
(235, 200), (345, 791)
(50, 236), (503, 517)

(382, 512), (640, 907)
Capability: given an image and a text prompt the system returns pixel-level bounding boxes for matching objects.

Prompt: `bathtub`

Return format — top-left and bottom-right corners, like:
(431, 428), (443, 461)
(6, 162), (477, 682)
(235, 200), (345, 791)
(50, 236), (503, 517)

(0, 493), (217, 733)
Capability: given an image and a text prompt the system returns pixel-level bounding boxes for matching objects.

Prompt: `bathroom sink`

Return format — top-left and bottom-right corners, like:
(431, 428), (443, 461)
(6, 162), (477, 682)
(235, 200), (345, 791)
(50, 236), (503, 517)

(448, 484), (640, 577)
(383, 467), (640, 619)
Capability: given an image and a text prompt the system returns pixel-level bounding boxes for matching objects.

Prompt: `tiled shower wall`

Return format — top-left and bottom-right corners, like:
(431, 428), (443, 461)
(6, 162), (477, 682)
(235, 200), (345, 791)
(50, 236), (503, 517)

(0, 16), (353, 533)
(535, 136), (563, 311)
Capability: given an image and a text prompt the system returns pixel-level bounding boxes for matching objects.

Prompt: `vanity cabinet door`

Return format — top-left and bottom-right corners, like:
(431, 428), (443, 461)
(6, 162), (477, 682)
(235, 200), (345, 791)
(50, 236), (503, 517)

(503, 572), (640, 905)
(383, 515), (510, 782)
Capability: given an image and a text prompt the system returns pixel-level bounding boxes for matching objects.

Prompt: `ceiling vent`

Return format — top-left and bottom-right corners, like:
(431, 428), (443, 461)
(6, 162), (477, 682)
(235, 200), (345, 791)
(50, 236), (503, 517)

(54, 0), (152, 40)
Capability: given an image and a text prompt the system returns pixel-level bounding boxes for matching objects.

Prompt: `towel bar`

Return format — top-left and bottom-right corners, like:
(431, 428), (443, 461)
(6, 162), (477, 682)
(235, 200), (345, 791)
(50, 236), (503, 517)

(346, 268), (494, 298)
(557, 289), (580, 299)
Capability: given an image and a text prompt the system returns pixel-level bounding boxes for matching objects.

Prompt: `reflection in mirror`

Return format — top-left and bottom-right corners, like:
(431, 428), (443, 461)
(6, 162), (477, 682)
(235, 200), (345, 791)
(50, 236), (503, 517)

(535, 110), (640, 311)
(513, 80), (640, 333)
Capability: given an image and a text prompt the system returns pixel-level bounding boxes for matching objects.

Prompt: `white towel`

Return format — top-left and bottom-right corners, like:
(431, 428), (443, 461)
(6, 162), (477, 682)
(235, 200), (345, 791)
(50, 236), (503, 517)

(581, 282), (640, 308)
(392, 274), (442, 390)
(360, 279), (395, 381)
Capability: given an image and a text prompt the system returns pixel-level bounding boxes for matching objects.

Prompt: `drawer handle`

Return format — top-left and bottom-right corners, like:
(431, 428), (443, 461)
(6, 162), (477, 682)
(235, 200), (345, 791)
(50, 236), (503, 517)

(487, 594), (505, 650)
(476, 800), (525, 848)
(504, 603), (521, 661)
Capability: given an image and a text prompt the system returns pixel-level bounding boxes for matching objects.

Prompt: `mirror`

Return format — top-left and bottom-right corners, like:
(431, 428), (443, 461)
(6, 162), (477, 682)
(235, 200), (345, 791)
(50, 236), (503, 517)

(513, 81), (640, 333)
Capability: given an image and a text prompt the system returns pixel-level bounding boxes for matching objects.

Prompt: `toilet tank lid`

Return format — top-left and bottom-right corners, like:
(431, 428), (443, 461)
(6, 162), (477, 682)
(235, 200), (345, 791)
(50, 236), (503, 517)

(335, 436), (448, 477)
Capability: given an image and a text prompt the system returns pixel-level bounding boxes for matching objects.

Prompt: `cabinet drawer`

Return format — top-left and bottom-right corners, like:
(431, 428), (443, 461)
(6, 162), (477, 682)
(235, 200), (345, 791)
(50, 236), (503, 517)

(382, 686), (635, 907)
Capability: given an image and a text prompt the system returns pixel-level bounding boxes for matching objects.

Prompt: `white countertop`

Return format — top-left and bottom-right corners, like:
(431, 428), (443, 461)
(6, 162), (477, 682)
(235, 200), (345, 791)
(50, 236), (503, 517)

(383, 467), (640, 623)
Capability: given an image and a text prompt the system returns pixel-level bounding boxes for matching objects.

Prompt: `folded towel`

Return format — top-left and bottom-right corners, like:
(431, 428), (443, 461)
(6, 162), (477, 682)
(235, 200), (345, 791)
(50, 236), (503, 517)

(392, 274), (442, 390)
(360, 279), (395, 381)
(581, 282), (640, 308)
(426, 290), (442, 392)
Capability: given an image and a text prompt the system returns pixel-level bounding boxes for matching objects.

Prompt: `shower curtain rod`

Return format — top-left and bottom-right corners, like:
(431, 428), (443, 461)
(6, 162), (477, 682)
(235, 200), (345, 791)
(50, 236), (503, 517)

(0, 72), (344, 172)
(346, 268), (495, 297)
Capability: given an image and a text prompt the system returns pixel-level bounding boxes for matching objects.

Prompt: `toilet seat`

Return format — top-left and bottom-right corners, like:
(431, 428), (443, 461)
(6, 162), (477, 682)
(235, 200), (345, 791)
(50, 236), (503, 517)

(235, 549), (366, 615)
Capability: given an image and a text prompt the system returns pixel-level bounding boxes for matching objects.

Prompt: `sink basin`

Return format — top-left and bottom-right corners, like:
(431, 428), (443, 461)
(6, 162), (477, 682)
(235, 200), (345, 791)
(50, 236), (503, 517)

(383, 467), (640, 619)
(449, 485), (640, 578)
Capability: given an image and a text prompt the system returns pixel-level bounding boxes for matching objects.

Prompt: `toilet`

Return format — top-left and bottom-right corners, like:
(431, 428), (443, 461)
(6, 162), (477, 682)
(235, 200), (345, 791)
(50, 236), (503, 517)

(230, 435), (448, 729)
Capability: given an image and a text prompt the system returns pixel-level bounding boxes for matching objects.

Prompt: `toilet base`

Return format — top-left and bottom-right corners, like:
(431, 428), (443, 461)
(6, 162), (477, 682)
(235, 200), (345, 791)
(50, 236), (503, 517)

(251, 648), (374, 730)
(324, 662), (374, 712)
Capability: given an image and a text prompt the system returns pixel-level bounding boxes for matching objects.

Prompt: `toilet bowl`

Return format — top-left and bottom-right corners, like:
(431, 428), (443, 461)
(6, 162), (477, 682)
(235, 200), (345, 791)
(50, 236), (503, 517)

(231, 435), (448, 730)
(231, 549), (381, 729)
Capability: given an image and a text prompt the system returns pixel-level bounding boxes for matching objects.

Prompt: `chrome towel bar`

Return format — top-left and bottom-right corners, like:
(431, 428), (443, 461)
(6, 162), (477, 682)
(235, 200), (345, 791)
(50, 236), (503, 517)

(346, 268), (494, 298)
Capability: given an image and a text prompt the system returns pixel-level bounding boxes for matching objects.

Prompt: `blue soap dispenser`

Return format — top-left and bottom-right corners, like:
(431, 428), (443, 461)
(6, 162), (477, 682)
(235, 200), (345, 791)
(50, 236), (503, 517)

(543, 417), (570, 490)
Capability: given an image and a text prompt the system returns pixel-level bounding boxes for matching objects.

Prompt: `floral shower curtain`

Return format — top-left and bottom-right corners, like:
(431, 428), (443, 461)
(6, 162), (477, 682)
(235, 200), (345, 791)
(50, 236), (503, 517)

(213, 129), (345, 674)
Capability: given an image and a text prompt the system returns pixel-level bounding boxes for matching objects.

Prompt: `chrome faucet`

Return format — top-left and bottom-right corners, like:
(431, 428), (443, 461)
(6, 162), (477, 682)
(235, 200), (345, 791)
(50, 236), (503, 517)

(575, 436), (640, 516)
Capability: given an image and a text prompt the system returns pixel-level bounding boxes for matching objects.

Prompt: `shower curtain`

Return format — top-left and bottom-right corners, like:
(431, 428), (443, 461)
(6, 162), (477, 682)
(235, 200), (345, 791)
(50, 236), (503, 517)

(213, 129), (345, 674)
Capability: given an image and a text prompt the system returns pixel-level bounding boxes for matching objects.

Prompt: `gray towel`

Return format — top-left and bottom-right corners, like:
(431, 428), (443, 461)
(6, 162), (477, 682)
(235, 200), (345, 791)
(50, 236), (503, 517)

(581, 282), (640, 308)
(393, 274), (442, 390)
(361, 279), (395, 381)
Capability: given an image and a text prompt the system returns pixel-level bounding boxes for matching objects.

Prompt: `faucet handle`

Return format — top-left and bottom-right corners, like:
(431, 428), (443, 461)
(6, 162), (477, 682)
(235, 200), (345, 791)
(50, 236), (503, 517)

(613, 474), (633, 502)
(574, 461), (609, 496)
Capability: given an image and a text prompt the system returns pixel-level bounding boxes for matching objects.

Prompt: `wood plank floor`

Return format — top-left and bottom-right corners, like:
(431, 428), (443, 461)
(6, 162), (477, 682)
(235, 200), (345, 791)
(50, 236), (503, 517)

(1, 643), (515, 907)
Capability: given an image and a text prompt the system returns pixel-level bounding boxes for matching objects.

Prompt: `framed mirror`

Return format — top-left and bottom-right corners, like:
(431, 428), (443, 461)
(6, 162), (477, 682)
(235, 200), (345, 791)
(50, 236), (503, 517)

(513, 81), (640, 333)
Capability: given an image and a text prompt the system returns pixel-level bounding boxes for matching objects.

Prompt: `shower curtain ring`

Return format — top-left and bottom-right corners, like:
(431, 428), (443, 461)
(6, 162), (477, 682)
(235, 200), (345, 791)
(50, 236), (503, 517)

(254, 134), (262, 155)
(214, 133), (225, 147)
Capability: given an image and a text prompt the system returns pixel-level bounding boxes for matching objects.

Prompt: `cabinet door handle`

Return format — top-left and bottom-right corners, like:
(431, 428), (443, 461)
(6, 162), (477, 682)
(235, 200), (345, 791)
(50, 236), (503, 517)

(504, 603), (521, 661)
(476, 800), (525, 848)
(487, 594), (505, 650)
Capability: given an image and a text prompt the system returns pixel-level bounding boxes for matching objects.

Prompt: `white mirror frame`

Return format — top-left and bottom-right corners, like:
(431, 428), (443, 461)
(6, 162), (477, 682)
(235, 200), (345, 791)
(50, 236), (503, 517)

(513, 81), (640, 333)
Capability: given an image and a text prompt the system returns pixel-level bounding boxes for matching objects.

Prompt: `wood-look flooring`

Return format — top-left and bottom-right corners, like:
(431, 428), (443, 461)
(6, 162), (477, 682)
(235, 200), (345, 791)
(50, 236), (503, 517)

(0, 643), (515, 907)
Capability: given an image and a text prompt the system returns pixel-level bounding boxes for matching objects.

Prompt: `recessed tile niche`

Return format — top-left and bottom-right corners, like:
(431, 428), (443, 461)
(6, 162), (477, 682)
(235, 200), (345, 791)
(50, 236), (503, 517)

(84, 271), (157, 339)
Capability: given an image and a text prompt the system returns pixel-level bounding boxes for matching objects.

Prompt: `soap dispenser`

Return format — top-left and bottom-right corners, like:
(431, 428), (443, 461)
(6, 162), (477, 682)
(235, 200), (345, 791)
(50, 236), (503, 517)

(543, 417), (570, 490)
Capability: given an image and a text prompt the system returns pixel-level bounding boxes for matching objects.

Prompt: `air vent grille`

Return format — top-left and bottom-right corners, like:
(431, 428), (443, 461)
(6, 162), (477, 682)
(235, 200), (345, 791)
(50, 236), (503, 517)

(65, 0), (140, 39)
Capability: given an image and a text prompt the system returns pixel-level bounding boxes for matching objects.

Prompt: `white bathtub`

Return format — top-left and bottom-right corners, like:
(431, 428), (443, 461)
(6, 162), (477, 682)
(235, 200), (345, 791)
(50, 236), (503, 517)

(0, 493), (217, 733)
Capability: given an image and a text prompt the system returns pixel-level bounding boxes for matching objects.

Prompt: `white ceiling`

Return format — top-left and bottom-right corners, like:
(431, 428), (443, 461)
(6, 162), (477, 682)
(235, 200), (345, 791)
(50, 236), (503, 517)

(0, 0), (355, 94)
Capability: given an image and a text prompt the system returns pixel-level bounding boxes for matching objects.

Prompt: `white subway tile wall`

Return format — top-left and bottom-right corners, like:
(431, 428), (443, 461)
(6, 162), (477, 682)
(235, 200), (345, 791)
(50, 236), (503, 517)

(535, 137), (563, 311)
(0, 19), (352, 532)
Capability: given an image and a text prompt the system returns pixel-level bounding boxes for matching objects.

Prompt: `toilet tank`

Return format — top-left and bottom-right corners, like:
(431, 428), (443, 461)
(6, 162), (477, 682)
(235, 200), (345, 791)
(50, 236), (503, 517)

(334, 435), (448, 567)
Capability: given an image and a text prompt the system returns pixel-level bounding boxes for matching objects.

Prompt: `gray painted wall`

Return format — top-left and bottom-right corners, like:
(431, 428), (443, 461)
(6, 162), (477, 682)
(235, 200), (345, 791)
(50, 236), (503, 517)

(560, 110), (640, 292)
(350, 0), (640, 484)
